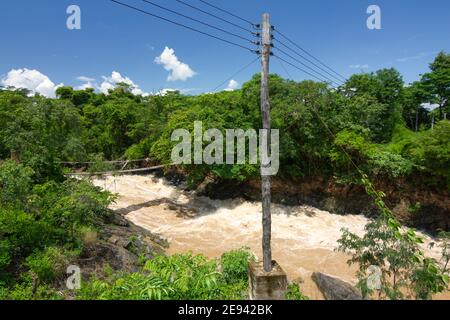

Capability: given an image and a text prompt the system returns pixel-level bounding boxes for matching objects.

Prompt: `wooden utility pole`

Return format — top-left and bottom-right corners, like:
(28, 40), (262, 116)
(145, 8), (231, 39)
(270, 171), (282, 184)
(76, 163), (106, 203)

(249, 13), (287, 300)
(260, 13), (272, 273)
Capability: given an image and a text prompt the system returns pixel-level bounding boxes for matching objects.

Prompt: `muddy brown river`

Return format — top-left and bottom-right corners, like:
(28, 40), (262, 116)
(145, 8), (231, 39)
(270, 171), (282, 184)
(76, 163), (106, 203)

(93, 174), (449, 300)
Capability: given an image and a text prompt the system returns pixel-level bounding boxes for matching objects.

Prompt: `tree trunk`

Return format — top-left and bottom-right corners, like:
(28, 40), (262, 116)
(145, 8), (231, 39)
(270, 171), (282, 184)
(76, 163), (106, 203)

(415, 107), (419, 132)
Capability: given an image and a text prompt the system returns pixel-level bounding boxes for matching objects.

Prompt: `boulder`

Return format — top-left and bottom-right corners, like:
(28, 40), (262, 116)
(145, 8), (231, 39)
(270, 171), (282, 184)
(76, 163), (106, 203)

(78, 242), (140, 276)
(106, 212), (130, 227)
(312, 272), (363, 300)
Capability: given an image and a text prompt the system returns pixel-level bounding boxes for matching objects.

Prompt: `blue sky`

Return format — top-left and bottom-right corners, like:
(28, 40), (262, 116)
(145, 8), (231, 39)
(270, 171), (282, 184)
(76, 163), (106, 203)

(1, 0), (449, 96)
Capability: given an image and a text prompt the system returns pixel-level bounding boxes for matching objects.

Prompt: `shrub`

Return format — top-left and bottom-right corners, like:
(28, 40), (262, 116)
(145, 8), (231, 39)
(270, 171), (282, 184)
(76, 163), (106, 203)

(0, 281), (63, 300)
(285, 283), (309, 300)
(220, 248), (255, 285)
(0, 160), (34, 209)
(0, 209), (52, 266)
(143, 253), (220, 300)
(24, 247), (77, 284)
(0, 161), (114, 293)
(338, 218), (449, 300)
(78, 249), (255, 300)
(31, 179), (115, 240)
(0, 240), (12, 272)
(331, 130), (415, 179)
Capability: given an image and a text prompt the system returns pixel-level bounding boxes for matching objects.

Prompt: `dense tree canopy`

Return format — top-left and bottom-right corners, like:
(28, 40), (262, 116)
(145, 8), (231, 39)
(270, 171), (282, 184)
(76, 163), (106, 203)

(0, 53), (449, 189)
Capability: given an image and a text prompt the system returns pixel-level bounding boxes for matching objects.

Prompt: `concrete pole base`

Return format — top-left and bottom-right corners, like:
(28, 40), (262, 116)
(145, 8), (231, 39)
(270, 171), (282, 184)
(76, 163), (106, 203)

(248, 260), (288, 300)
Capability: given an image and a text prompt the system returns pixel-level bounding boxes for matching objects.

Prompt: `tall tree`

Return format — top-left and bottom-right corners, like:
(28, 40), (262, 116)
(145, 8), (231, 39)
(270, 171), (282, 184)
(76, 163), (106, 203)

(421, 52), (450, 120)
(402, 82), (430, 131)
(343, 68), (404, 142)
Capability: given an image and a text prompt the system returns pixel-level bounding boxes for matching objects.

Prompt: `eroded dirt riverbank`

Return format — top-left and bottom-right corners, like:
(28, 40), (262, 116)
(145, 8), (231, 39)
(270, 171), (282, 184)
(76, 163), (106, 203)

(93, 174), (449, 300)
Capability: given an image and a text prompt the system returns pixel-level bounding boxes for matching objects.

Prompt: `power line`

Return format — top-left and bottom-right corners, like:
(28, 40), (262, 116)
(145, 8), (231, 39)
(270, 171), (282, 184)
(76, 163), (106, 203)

(273, 54), (337, 88)
(274, 38), (345, 85)
(140, 0), (255, 44)
(197, 0), (255, 26)
(306, 101), (364, 177)
(274, 46), (342, 86)
(273, 29), (348, 82)
(273, 46), (343, 87)
(109, 0), (257, 53)
(175, 0), (253, 34)
(212, 56), (259, 92)
(190, 4), (347, 85)
(277, 58), (293, 79)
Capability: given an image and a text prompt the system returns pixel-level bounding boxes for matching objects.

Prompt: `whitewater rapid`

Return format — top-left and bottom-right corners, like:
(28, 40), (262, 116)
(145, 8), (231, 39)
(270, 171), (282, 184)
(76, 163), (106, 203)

(92, 174), (447, 300)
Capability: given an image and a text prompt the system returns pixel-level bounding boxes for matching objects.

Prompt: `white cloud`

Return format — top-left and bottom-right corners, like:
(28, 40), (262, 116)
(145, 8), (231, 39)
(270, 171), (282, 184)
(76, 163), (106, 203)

(153, 87), (201, 96)
(99, 81), (114, 93)
(155, 47), (196, 82)
(349, 64), (369, 70)
(1, 68), (63, 98)
(77, 76), (95, 82)
(396, 51), (439, 63)
(76, 82), (95, 90)
(396, 53), (426, 63)
(99, 71), (149, 96)
(76, 76), (96, 90)
(225, 79), (239, 91)
(155, 88), (177, 96)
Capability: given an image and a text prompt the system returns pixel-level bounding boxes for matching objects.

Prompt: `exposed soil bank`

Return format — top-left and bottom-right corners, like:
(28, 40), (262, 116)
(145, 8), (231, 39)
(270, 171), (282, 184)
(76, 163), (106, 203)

(200, 177), (450, 234)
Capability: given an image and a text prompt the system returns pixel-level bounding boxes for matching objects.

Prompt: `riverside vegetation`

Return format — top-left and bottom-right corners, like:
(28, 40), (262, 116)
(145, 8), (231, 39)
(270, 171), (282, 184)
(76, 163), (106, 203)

(0, 52), (449, 300)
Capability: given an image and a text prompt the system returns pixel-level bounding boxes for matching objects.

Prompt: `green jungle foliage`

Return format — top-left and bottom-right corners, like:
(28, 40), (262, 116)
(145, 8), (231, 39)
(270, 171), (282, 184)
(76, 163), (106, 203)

(1, 53), (448, 188)
(0, 160), (115, 299)
(0, 52), (448, 300)
(77, 250), (255, 300)
(77, 249), (306, 300)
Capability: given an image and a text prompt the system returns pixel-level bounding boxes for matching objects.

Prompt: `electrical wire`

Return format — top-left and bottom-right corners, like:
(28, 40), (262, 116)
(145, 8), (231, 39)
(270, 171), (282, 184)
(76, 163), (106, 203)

(274, 29), (348, 82)
(109, 0), (257, 53)
(197, 0), (255, 26)
(212, 56), (259, 92)
(307, 101), (364, 176)
(277, 57), (293, 79)
(273, 54), (336, 87)
(140, 0), (255, 44)
(274, 38), (345, 84)
(273, 46), (343, 86)
(175, 0), (253, 34)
